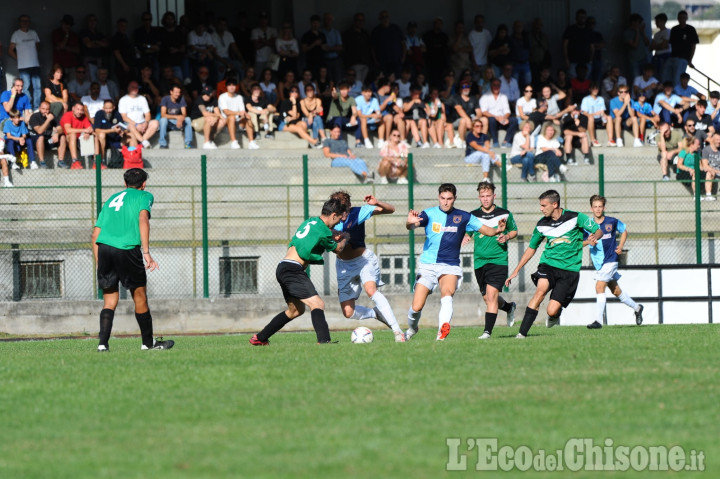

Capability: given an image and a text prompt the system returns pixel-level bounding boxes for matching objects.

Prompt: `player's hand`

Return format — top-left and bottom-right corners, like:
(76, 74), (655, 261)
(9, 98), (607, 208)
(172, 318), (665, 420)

(496, 233), (508, 244)
(144, 253), (158, 272)
(615, 246), (623, 255)
(461, 233), (472, 246)
(505, 271), (517, 288)
(586, 235), (599, 246)
(365, 194), (377, 205)
(497, 218), (506, 233)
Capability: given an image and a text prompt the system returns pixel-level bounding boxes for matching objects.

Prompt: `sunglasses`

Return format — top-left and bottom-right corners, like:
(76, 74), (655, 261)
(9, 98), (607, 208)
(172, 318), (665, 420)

(524, 89), (533, 92)
(686, 123), (695, 127)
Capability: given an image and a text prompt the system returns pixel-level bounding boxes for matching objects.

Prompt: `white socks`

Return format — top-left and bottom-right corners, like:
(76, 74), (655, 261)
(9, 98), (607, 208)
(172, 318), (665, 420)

(350, 305), (376, 320)
(408, 307), (421, 330)
(596, 293), (606, 324)
(618, 292), (640, 311)
(371, 292), (401, 333)
(439, 296), (453, 329)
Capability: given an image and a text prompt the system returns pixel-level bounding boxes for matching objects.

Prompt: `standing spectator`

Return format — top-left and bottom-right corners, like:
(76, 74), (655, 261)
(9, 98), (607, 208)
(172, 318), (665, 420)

(52, 15), (80, 75)
(79, 15), (109, 82)
(67, 66), (91, 104)
(111, 18), (136, 93)
(133, 12), (161, 79)
(81, 82), (105, 120)
(323, 123), (373, 183)
(246, 83), (277, 139)
(624, 14), (651, 81)
(322, 13), (343, 84)
(468, 15), (493, 80)
(276, 23), (299, 78)
(187, 23), (216, 83)
(509, 21), (531, 86)
(251, 11), (277, 75)
(509, 120), (536, 181)
(479, 79), (517, 148)
(4, 109), (36, 167)
(581, 83), (614, 147)
(29, 101), (67, 168)
(159, 12), (190, 85)
(212, 18), (245, 82)
(1, 78), (32, 125)
(667, 11), (699, 86)
(534, 123), (567, 182)
(499, 64), (520, 105)
(529, 18), (551, 84)
(190, 86), (227, 149)
(61, 102), (95, 168)
(651, 14), (671, 82)
(424, 18), (449, 88)
(119, 81), (159, 149)
(342, 13), (372, 84)
(96, 67), (120, 103)
(633, 64), (660, 100)
(371, 11), (405, 77)
(656, 121), (683, 180)
(44, 65), (69, 120)
(232, 12), (255, 71)
(94, 99), (129, 161)
(218, 78), (258, 149)
(278, 86), (320, 147)
(449, 22), (472, 80)
(404, 22), (426, 75)
(562, 105), (591, 164)
(301, 15), (327, 76)
(488, 25), (511, 77)
(562, 9), (592, 78)
(465, 119), (502, 182)
(9, 15), (42, 110)
(602, 66), (627, 103)
(300, 84), (325, 143)
(355, 84), (382, 148)
(586, 17), (605, 83)
(609, 87), (642, 147)
(158, 84), (193, 149)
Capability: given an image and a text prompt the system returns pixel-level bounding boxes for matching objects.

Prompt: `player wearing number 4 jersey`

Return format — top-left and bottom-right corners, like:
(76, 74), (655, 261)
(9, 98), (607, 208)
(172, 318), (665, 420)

(92, 168), (174, 352)
(251, 198), (349, 345)
(506, 189), (602, 338)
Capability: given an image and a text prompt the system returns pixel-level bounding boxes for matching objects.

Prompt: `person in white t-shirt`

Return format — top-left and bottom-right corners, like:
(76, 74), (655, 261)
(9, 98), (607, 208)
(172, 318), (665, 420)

(81, 83), (105, 120)
(632, 64), (660, 100)
(251, 12), (278, 76)
(211, 18), (244, 81)
(534, 123), (567, 182)
(580, 83), (614, 147)
(515, 84), (537, 122)
(9, 15), (42, 110)
(468, 14), (493, 80)
(218, 79), (257, 149)
(118, 81), (159, 148)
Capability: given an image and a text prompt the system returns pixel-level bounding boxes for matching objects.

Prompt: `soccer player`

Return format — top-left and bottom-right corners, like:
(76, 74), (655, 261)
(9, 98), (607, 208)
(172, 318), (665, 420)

(91, 168), (174, 352)
(405, 183), (505, 341)
(466, 182), (518, 339)
(250, 198), (349, 345)
(505, 189), (602, 338)
(330, 191), (405, 342)
(584, 195), (644, 329)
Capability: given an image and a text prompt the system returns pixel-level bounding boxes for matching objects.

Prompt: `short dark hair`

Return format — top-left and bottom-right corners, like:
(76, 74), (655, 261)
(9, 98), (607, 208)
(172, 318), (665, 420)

(655, 13), (667, 22)
(361, 83), (373, 92)
(697, 99), (707, 108)
(321, 197), (348, 217)
(477, 181), (496, 193)
(438, 183), (457, 197)
(336, 81), (350, 90)
(124, 168), (149, 188)
(539, 190), (560, 206)
(226, 78), (238, 86)
(330, 190), (351, 206)
(590, 194), (606, 206)
(710, 91), (720, 100)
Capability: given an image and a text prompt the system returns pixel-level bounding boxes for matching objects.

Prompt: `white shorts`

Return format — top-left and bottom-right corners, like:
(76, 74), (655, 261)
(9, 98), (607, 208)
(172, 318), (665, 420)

(595, 262), (621, 282)
(336, 249), (384, 302)
(414, 263), (463, 293)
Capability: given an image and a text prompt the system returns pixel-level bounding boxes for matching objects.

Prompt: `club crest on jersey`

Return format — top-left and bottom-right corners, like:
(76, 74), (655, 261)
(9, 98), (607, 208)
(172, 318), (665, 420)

(605, 224), (613, 232)
(453, 215), (462, 224)
(432, 222), (442, 233)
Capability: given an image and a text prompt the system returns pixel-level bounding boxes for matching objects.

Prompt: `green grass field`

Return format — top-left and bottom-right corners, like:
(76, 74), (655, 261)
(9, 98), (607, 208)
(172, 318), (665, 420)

(1, 325), (716, 478)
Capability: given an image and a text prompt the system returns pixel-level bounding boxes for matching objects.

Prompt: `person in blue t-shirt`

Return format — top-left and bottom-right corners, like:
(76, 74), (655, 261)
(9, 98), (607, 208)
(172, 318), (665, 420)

(609, 87), (642, 147)
(405, 183), (505, 341)
(3, 109), (35, 163)
(583, 195), (644, 329)
(0, 78), (32, 124)
(632, 93), (660, 142)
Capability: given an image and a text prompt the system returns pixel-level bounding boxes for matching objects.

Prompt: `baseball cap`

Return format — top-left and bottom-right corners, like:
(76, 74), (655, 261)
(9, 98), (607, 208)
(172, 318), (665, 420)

(201, 85), (214, 96)
(460, 83), (471, 89)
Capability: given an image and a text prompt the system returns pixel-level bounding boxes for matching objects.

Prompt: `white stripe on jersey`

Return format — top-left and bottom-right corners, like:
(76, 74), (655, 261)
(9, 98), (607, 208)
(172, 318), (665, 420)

(480, 213), (509, 228)
(537, 217), (578, 237)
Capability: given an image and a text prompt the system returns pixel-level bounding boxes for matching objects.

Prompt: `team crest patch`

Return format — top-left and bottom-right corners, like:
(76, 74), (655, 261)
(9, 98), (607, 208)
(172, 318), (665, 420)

(453, 215), (462, 224)
(605, 224), (613, 232)
(432, 222), (441, 233)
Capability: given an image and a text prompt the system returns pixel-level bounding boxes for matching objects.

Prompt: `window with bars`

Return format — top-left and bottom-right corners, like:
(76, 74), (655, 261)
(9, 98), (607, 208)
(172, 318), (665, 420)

(20, 261), (63, 299)
(219, 257), (259, 295)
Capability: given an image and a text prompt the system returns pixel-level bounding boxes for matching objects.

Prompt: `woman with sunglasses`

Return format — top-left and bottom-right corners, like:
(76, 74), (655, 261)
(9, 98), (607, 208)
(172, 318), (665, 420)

(378, 128), (410, 183)
(278, 87), (320, 148)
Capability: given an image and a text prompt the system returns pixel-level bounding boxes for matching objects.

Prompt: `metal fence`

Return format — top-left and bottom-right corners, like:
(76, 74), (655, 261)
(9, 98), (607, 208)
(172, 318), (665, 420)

(1, 151), (718, 302)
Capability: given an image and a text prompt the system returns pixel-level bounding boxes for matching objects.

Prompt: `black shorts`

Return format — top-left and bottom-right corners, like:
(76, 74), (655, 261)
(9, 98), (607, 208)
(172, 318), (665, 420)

(276, 260), (318, 302)
(474, 263), (508, 295)
(97, 243), (147, 290)
(530, 263), (580, 308)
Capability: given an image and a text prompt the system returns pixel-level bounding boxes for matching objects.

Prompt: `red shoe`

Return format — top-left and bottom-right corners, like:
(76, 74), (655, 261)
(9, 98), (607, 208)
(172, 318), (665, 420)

(249, 334), (269, 346)
(436, 322), (451, 341)
(92, 161), (107, 170)
(70, 160), (84, 170)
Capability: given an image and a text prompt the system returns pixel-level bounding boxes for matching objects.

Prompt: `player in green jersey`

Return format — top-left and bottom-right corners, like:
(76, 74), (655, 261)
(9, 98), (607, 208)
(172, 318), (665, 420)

(250, 198), (349, 345)
(505, 189), (602, 338)
(92, 168), (174, 351)
(465, 182), (518, 339)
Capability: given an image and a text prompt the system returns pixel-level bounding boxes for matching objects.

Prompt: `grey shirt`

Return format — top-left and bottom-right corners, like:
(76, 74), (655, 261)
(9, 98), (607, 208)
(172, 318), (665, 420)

(323, 138), (350, 156)
(702, 145), (720, 170)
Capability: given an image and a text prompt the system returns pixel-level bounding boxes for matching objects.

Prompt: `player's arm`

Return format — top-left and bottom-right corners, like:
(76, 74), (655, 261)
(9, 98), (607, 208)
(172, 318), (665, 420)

(616, 229), (628, 254)
(406, 210), (422, 230)
(473, 218), (505, 237)
(91, 227), (101, 264)
(365, 195), (394, 215)
(505, 246), (537, 287)
(139, 209), (158, 271)
(331, 231), (349, 254)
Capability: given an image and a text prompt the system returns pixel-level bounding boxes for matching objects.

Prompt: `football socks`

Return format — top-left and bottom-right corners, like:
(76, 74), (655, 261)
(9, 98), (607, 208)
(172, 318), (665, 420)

(135, 310), (154, 349)
(350, 305), (375, 320)
(498, 296), (512, 313)
(618, 292), (640, 312)
(98, 308), (115, 348)
(596, 293), (607, 325)
(438, 296), (453, 330)
(407, 307), (421, 330)
(371, 292), (401, 333)
(519, 307), (539, 337)
(311, 309), (331, 343)
(484, 312), (497, 335)
(257, 311), (292, 342)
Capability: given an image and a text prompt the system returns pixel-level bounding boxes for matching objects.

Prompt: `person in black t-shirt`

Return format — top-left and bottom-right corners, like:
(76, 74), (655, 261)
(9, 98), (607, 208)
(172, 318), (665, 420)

(29, 101), (67, 167)
(94, 99), (129, 157)
(246, 83), (277, 139)
(191, 86), (227, 150)
(449, 82), (481, 148)
(562, 105), (591, 165)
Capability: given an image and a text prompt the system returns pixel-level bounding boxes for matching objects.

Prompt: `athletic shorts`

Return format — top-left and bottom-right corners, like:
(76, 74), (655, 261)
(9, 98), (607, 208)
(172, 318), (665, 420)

(191, 118), (206, 132)
(530, 263), (579, 308)
(414, 262), (463, 294)
(96, 243), (147, 290)
(594, 261), (621, 282)
(336, 249), (384, 302)
(276, 260), (318, 302)
(474, 263), (508, 295)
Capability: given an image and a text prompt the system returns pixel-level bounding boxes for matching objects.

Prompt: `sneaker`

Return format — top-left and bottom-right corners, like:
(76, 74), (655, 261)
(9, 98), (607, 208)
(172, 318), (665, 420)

(97, 344), (109, 352)
(546, 317), (560, 328)
(30, 161), (39, 170)
(380, 175), (388, 184)
(506, 163), (513, 172)
(453, 134), (463, 148)
(559, 164), (568, 175)
(587, 321), (603, 329)
(313, 141), (324, 149)
(444, 137), (452, 148)
(203, 141), (215, 149)
(584, 157), (591, 165)
(231, 140), (241, 150)
(317, 340), (339, 344)
(566, 158), (577, 165)
(616, 138), (624, 147)
(57, 160), (71, 169)
(394, 331), (406, 342)
(607, 141), (617, 147)
(591, 139), (601, 147)
(265, 132), (275, 139)
(635, 304), (644, 326)
(507, 302), (516, 327)
(355, 141), (364, 148)
(249, 334), (269, 346)
(515, 333), (526, 339)
(501, 141), (511, 148)
(421, 142), (430, 149)
(142, 140), (151, 149)
(633, 138), (644, 147)
(416, 141), (423, 148)
(141, 337), (175, 350)
(70, 160), (84, 170)
(363, 172), (375, 184)
(397, 177), (408, 184)
(492, 142), (500, 148)
(248, 140), (260, 149)
(91, 161), (107, 170)
(3, 178), (13, 187)
(11, 161), (21, 170)
(705, 195), (717, 201)
(262, 122), (269, 131)
(432, 142), (442, 149)
(528, 175), (537, 182)
(184, 142), (193, 149)
(479, 331), (491, 339)
(662, 175), (670, 181)
(405, 327), (418, 341)
(378, 139), (385, 149)
(436, 322), (451, 341)
(647, 132), (658, 146)
(373, 307), (390, 328)
(158, 144), (169, 149)
(364, 137), (374, 149)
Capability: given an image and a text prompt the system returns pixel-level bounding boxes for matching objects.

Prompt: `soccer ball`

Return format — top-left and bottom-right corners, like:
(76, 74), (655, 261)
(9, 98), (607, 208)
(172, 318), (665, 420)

(351, 327), (374, 343)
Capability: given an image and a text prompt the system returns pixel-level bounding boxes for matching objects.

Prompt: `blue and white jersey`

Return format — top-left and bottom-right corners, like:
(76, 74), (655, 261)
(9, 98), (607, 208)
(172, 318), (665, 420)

(334, 204), (375, 249)
(585, 216), (625, 270)
(417, 207), (484, 266)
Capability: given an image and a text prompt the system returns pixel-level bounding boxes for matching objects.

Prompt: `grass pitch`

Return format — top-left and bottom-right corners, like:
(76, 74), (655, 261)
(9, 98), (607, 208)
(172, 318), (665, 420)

(1, 324), (716, 478)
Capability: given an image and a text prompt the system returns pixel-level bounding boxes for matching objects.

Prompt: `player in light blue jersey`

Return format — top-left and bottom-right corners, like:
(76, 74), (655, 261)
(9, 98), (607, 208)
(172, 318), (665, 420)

(584, 195), (644, 329)
(405, 183), (505, 341)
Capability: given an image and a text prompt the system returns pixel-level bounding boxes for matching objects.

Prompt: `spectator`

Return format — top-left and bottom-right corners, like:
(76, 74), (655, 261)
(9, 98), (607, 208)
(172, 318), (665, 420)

(464, 119), (502, 181)
(423, 17), (448, 87)
(323, 123), (373, 183)
(133, 12), (161, 79)
(190, 86), (227, 149)
(709, 91), (720, 132)
(297, 69), (318, 100)
(138, 65), (161, 110)
(276, 23), (300, 78)
(322, 13), (344, 84)
(581, 82), (614, 147)
(529, 18), (551, 83)
(51, 15), (80, 75)
(509, 120), (536, 181)
(477, 65), (496, 95)
(633, 64), (660, 100)
(239, 67), (257, 98)
(355, 84), (382, 149)
(701, 133), (720, 199)
(632, 92), (660, 143)
(96, 67), (119, 103)
(562, 105), (591, 164)
(667, 11), (698, 85)
(187, 22), (216, 83)
(515, 84), (537, 123)
(378, 128), (409, 183)
(656, 121), (683, 180)
(405, 21), (426, 75)
(81, 82), (105, 120)
(586, 17), (605, 82)
(29, 101), (67, 168)
(488, 25), (511, 77)
(60, 102), (94, 169)
(9, 15), (42, 110)
(44, 64), (69, 119)
(570, 64), (591, 105)
(555, 69), (574, 108)
(683, 120), (701, 145)
(278, 86), (320, 148)
(189, 66), (212, 102)
(277, 71), (297, 104)
(3, 109), (36, 167)
(509, 21), (531, 86)
(532, 66), (553, 95)
(653, 81), (685, 127)
(540, 84), (573, 126)
(396, 68), (412, 99)
(94, 99), (130, 163)
(449, 81), (479, 148)
(675, 73), (704, 101)
(159, 12), (190, 85)
(562, 9), (592, 78)
(111, 18), (136, 92)
(440, 71), (456, 100)
(651, 13), (671, 82)
(118, 81), (159, 149)
(371, 10), (404, 77)
(300, 84), (325, 143)
(231, 12), (255, 71)
(259, 68), (278, 106)
(316, 66), (333, 113)
(534, 123), (567, 182)
(403, 86), (430, 148)
(425, 87), (453, 148)
(450, 22), (472, 80)
(212, 17), (245, 81)
(469, 14), (493, 80)
(624, 13), (650, 80)
(158, 84), (193, 149)
(67, 66), (91, 103)
(376, 80), (404, 146)
(479, 78), (517, 148)
(610, 86), (642, 147)
(602, 66), (627, 103)
(251, 11), (277, 75)
(246, 83), (277, 140)
(499, 64), (520, 105)
(344, 69), (363, 97)
(683, 100), (715, 144)
(301, 15), (327, 76)
(676, 136), (713, 197)
(79, 14), (108, 82)
(1, 78), (33, 125)
(0, 155), (12, 187)
(218, 78), (257, 149)
(342, 13), (372, 84)
(327, 81), (358, 131)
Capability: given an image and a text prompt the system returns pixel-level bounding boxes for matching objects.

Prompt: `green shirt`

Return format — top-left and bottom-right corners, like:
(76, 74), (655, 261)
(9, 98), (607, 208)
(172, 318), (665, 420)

(678, 149), (699, 170)
(288, 216), (338, 264)
(529, 209), (598, 272)
(469, 205), (518, 268)
(95, 188), (154, 250)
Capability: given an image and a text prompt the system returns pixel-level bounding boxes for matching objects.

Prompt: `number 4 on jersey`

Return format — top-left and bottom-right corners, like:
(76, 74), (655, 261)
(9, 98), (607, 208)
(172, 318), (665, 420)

(108, 192), (127, 212)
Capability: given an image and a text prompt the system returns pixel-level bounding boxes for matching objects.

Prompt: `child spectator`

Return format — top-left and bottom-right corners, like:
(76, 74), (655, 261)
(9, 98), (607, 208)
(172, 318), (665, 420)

(3, 109), (36, 168)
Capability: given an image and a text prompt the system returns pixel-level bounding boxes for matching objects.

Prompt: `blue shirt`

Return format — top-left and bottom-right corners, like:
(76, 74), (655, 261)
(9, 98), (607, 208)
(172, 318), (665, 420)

(653, 93), (682, 114)
(333, 204), (375, 249)
(0, 90), (32, 121)
(674, 84), (699, 98)
(580, 95), (606, 116)
(632, 101), (653, 117)
(3, 120), (29, 138)
(417, 206), (483, 266)
(321, 28), (342, 59)
(355, 95), (380, 116)
(585, 216), (626, 270)
(609, 97), (630, 119)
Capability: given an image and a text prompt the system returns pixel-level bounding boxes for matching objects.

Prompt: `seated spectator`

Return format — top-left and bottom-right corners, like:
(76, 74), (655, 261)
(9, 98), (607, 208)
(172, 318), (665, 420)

(479, 78), (517, 148)
(515, 84), (537, 123)
(654, 81), (685, 127)
(562, 105), (591, 164)
(3, 109), (36, 167)
(327, 81), (359, 132)
(81, 83), (105, 121)
(323, 124), (373, 183)
(190, 86), (227, 149)
(297, 69), (318, 100)
(246, 83), (277, 139)
(464, 119), (503, 181)
(96, 67), (119, 103)
(1, 78), (33, 125)
(138, 65), (161, 110)
(534, 123), (567, 182)
(94, 99), (129, 163)
(316, 66), (333, 115)
(610, 86), (642, 147)
(344, 69), (363, 98)
(239, 67), (256, 97)
(212, 17), (244, 81)
(300, 84), (326, 144)
(532, 67), (553, 95)
(440, 71), (456, 100)
(118, 81), (159, 149)
(426, 87), (453, 148)
(555, 69), (574, 107)
(378, 128), (409, 183)
(415, 72), (430, 99)
(449, 82), (479, 148)
(509, 120), (536, 181)
(29, 101), (67, 168)
(278, 86), (319, 148)
(676, 136), (714, 196)
(540, 84), (573, 127)
(376, 80), (402, 147)
(355, 84), (382, 149)
(707, 90), (720, 131)
(61, 102), (95, 169)
(632, 93), (660, 143)
(601, 65), (627, 102)
(701, 133), (720, 199)
(259, 68), (278, 106)
(67, 66), (90, 103)
(218, 78), (257, 150)
(683, 100), (715, 144)
(189, 66), (212, 102)
(159, 84), (193, 149)
(403, 86), (430, 148)
(675, 73), (704, 101)
(477, 66), (495, 96)
(397, 68), (413, 99)
(499, 64), (520, 106)
(277, 71), (297, 104)
(632, 64), (660, 100)
(581, 82), (614, 147)
(656, 121), (683, 180)
(570, 64), (591, 104)
(44, 64), (69, 119)
(0, 153), (12, 186)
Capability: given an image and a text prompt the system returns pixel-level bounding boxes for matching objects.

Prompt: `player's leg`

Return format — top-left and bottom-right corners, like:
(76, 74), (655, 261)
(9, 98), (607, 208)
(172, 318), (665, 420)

(129, 285), (155, 349)
(588, 280), (608, 329)
(301, 294), (333, 343)
(364, 280), (403, 338)
(255, 299), (305, 344)
(517, 278), (551, 337)
(436, 273), (459, 340)
(95, 243), (120, 351)
(545, 267), (580, 328)
(609, 279), (643, 325)
(407, 284), (431, 339)
(337, 258), (374, 320)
